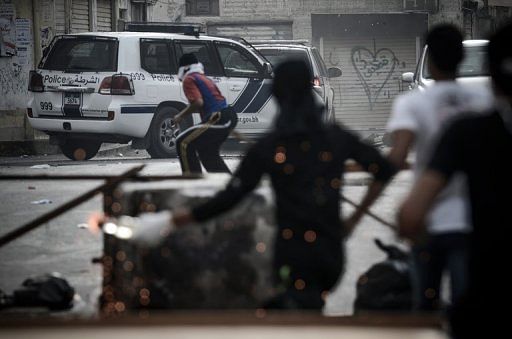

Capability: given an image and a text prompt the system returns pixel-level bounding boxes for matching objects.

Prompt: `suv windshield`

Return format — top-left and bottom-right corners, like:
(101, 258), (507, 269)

(257, 48), (312, 72)
(41, 36), (118, 72)
(423, 45), (489, 79)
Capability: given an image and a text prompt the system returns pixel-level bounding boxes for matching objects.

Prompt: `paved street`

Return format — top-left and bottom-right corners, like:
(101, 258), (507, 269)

(0, 148), (413, 317)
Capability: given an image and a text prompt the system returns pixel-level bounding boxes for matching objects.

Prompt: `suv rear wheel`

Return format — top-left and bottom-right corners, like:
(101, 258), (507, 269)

(60, 139), (101, 161)
(147, 106), (192, 158)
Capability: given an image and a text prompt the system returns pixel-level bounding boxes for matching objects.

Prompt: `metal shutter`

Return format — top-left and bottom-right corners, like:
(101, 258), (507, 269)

(207, 22), (293, 41)
(97, 0), (113, 32)
(323, 36), (417, 131)
(55, 0), (66, 35)
(71, 0), (90, 33)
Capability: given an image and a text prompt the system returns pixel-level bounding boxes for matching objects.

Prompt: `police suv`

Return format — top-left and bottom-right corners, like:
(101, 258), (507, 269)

(27, 24), (275, 160)
(253, 41), (342, 123)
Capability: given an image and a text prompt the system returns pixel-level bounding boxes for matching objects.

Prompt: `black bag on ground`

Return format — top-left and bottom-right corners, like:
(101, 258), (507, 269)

(13, 273), (75, 310)
(353, 239), (412, 312)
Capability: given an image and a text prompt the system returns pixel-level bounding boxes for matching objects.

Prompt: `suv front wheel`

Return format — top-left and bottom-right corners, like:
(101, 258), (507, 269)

(60, 138), (101, 161)
(147, 106), (192, 158)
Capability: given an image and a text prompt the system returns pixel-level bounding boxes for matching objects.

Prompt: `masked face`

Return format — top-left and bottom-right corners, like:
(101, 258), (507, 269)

(178, 65), (190, 82)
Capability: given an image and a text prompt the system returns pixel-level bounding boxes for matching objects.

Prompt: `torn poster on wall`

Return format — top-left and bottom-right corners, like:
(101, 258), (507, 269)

(0, 2), (16, 57)
(15, 18), (31, 65)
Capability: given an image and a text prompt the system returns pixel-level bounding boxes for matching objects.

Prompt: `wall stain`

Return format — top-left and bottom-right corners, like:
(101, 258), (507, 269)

(0, 60), (29, 108)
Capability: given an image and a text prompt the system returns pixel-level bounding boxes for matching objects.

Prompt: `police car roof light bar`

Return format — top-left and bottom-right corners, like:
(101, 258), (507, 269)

(123, 22), (203, 37)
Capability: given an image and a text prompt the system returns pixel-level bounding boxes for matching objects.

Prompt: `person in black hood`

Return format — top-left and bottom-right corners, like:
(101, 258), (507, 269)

(173, 60), (396, 309)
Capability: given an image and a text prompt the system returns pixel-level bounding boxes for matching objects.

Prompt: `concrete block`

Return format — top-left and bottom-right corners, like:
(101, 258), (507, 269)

(103, 176), (276, 311)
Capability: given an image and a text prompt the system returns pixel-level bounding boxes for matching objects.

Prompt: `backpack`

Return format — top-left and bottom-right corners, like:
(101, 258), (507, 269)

(353, 239), (412, 312)
(12, 273), (75, 310)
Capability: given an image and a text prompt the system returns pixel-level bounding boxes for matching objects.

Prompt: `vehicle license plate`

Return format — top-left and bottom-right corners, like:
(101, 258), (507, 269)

(64, 93), (81, 105)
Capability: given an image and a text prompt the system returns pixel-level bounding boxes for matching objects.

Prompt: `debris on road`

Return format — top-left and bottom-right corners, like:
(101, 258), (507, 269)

(30, 164), (51, 169)
(76, 223), (89, 229)
(30, 199), (53, 205)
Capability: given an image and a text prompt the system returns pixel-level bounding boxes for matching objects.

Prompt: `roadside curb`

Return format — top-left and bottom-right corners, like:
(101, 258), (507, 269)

(0, 139), (132, 157)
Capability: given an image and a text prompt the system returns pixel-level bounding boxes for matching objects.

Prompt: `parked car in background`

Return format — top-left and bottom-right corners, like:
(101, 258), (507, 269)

(401, 39), (490, 91)
(27, 24), (277, 160)
(252, 40), (342, 123)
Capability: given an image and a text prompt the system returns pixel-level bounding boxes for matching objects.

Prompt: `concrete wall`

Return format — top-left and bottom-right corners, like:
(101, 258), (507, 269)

(0, 0), (116, 142)
(149, 0), (463, 42)
(429, 0), (463, 27)
(0, 0), (506, 142)
(0, 0), (35, 141)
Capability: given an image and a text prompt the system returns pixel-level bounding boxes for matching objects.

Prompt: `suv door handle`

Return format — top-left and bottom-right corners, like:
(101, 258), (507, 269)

(229, 85), (242, 91)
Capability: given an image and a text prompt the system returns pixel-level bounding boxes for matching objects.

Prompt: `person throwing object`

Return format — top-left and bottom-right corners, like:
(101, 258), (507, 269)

(173, 53), (237, 174)
(172, 60), (396, 310)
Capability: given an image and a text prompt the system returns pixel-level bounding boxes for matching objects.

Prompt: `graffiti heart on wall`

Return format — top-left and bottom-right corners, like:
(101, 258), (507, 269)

(351, 40), (399, 110)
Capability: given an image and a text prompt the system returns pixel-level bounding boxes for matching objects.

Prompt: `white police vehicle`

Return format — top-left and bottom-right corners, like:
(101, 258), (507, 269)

(27, 23), (274, 160)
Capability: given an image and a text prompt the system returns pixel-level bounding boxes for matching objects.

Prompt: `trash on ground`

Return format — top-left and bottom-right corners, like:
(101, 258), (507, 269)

(76, 223), (89, 229)
(10, 273), (75, 310)
(28, 186), (36, 190)
(117, 153), (124, 157)
(31, 199), (52, 205)
(30, 164), (51, 169)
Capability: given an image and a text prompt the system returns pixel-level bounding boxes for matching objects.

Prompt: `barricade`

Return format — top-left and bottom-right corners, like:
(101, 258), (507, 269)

(102, 175), (276, 312)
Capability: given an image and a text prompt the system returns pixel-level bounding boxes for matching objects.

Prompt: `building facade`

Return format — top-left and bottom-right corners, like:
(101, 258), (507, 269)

(1, 0), (511, 142)
(146, 0), (510, 133)
(0, 0), (117, 141)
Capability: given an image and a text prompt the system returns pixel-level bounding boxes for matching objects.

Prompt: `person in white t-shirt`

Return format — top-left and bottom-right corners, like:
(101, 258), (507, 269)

(386, 25), (492, 310)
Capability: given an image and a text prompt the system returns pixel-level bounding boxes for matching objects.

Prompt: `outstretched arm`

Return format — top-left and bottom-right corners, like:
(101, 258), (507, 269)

(344, 180), (388, 234)
(387, 129), (415, 170)
(174, 76), (204, 124)
(174, 99), (203, 124)
(173, 144), (265, 227)
(344, 137), (397, 234)
(345, 128), (414, 233)
(398, 170), (447, 242)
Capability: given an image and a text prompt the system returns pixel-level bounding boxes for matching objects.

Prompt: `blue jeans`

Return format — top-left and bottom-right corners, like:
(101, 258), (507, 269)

(410, 232), (470, 311)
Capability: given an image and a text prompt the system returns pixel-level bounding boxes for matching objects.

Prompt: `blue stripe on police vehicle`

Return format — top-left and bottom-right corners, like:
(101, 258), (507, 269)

(231, 79), (264, 113)
(243, 81), (273, 113)
(120, 105), (158, 114)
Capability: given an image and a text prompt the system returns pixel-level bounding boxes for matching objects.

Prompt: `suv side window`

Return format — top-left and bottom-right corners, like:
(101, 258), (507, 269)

(174, 40), (221, 76)
(215, 42), (261, 78)
(140, 39), (176, 74)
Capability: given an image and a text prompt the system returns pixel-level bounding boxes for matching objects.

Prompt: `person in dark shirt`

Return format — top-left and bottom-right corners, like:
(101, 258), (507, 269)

(398, 23), (512, 338)
(173, 53), (237, 174)
(173, 60), (396, 309)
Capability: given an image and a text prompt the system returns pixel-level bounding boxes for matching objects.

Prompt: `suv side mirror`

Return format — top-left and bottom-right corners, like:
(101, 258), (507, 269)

(327, 67), (342, 78)
(401, 72), (414, 83)
(263, 62), (273, 78)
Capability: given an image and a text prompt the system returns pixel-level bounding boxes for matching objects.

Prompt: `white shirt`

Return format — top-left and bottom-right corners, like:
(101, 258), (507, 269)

(387, 81), (492, 234)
